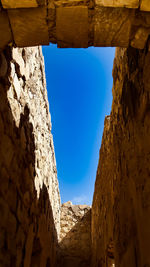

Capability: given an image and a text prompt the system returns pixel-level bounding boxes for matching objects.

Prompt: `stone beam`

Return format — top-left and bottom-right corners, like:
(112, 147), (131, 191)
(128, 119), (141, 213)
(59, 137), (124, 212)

(95, 0), (139, 8)
(0, 0), (150, 49)
(1, 0), (38, 9)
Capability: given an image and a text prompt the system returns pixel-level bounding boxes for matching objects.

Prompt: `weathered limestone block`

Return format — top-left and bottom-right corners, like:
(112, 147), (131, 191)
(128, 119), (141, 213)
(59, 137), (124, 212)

(0, 11), (13, 49)
(8, 7), (49, 47)
(56, 6), (88, 48)
(95, 0), (139, 8)
(58, 201), (91, 267)
(140, 0), (150, 11)
(1, 0), (38, 9)
(94, 7), (134, 47)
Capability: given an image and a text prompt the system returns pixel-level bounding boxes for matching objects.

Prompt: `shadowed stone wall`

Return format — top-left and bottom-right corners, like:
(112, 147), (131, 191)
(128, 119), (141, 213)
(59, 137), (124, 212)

(91, 116), (115, 267)
(58, 201), (91, 267)
(0, 46), (60, 266)
(92, 45), (150, 267)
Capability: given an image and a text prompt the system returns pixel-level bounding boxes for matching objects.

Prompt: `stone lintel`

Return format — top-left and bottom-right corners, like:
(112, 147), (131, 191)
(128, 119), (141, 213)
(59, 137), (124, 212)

(94, 7), (134, 47)
(8, 7), (49, 47)
(95, 0), (139, 8)
(140, 0), (150, 11)
(56, 6), (88, 48)
(0, 11), (13, 49)
(1, 0), (38, 9)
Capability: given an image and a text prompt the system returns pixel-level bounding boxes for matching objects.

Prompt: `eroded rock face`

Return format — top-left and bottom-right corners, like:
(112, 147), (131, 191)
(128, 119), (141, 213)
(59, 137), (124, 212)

(0, 46), (60, 266)
(58, 201), (91, 267)
(92, 46), (150, 267)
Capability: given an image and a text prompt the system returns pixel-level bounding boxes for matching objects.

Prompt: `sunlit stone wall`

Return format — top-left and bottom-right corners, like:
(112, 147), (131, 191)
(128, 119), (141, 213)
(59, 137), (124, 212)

(0, 46), (61, 266)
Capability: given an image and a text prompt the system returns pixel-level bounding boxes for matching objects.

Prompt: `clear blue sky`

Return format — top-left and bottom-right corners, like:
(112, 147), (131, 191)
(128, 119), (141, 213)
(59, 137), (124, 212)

(42, 45), (115, 205)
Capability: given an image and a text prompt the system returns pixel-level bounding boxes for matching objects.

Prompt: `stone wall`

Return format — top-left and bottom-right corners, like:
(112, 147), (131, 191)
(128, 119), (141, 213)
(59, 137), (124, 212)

(92, 45), (150, 267)
(0, 46), (61, 266)
(58, 201), (91, 267)
(91, 116), (114, 267)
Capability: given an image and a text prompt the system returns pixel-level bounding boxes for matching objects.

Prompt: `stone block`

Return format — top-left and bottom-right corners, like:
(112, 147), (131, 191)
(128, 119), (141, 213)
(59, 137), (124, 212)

(95, 0), (139, 8)
(94, 7), (134, 47)
(56, 7), (88, 48)
(0, 11), (13, 49)
(140, 0), (150, 11)
(1, 0), (38, 8)
(8, 7), (49, 47)
(131, 27), (150, 49)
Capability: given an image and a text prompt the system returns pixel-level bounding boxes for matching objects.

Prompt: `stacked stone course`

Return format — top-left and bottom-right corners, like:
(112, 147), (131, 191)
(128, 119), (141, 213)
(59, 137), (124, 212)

(1, 0), (150, 49)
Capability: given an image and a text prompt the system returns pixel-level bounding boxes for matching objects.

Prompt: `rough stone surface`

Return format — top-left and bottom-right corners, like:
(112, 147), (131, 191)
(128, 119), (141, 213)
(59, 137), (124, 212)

(0, 46), (60, 266)
(140, 0), (150, 11)
(91, 116), (114, 267)
(92, 46), (150, 266)
(131, 27), (150, 49)
(58, 201), (91, 267)
(95, 0), (139, 8)
(8, 7), (49, 47)
(1, 0), (38, 9)
(56, 6), (88, 48)
(94, 6), (134, 47)
(0, 1), (150, 49)
(0, 10), (13, 49)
